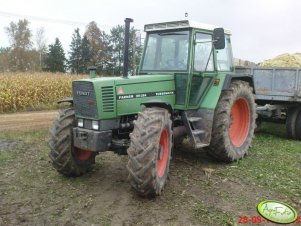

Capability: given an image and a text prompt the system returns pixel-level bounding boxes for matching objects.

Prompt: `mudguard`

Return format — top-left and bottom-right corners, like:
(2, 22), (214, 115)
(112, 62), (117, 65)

(57, 97), (73, 105)
(222, 74), (255, 92)
(141, 100), (173, 114)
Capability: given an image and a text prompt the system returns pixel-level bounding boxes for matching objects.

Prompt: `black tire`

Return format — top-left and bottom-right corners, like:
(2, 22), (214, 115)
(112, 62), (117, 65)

(207, 80), (256, 162)
(294, 110), (301, 140)
(48, 107), (96, 177)
(286, 106), (301, 139)
(127, 107), (172, 196)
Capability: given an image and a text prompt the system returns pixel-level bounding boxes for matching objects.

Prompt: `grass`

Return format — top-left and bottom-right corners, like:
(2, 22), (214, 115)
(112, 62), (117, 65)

(177, 122), (301, 225)
(0, 122), (300, 225)
(193, 201), (235, 226)
(0, 128), (49, 143)
(0, 150), (18, 162)
(220, 122), (301, 199)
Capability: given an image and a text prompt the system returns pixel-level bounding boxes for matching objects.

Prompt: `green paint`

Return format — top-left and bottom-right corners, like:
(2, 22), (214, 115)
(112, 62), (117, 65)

(72, 23), (236, 122)
(115, 77), (175, 116)
(200, 72), (226, 109)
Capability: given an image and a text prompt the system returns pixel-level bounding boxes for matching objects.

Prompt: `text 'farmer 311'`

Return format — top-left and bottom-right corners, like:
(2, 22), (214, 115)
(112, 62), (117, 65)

(49, 18), (256, 196)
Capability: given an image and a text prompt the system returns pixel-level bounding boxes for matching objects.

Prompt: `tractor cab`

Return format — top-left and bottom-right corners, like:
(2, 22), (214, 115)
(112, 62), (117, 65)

(139, 20), (234, 109)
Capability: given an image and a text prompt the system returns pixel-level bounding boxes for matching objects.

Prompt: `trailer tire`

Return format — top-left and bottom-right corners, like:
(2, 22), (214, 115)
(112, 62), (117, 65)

(286, 106), (301, 139)
(294, 110), (301, 140)
(48, 107), (96, 177)
(255, 117), (262, 133)
(127, 107), (172, 196)
(207, 80), (256, 162)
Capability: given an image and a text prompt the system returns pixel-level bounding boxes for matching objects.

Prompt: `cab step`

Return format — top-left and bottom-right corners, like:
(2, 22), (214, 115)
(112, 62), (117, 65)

(182, 111), (210, 149)
(188, 117), (202, 122)
(192, 129), (205, 135)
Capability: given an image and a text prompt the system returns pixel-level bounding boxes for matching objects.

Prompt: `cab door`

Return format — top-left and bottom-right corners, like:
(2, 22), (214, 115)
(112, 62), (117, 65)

(188, 32), (217, 108)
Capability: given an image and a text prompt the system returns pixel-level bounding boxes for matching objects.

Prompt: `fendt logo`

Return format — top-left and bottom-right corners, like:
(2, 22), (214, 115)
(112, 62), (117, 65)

(76, 91), (90, 96)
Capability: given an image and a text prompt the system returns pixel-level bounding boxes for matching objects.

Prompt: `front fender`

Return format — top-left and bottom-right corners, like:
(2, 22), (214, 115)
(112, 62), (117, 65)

(57, 97), (73, 105)
(141, 100), (173, 114)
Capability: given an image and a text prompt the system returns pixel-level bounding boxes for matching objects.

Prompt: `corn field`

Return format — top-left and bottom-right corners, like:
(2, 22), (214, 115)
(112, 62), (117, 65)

(0, 73), (86, 113)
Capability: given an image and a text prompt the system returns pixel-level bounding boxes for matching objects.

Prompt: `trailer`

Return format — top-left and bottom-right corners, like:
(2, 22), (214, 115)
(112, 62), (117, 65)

(235, 66), (301, 139)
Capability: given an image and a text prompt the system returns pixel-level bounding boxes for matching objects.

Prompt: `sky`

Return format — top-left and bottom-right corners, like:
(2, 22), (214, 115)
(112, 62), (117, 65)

(0, 0), (300, 63)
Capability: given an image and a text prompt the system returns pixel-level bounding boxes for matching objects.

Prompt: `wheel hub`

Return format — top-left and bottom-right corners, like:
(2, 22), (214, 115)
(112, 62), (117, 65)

(74, 148), (93, 161)
(229, 98), (250, 147)
(157, 128), (169, 177)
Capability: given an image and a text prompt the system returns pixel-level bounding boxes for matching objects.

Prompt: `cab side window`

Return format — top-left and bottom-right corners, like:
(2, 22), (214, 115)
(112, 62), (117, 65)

(194, 33), (214, 72)
(216, 36), (232, 71)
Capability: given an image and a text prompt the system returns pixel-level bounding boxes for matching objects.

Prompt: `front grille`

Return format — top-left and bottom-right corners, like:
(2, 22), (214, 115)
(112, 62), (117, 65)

(101, 86), (114, 112)
(84, 119), (92, 130)
(73, 81), (97, 117)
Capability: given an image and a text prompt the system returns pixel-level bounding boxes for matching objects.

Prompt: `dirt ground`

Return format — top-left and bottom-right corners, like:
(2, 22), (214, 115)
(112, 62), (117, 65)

(0, 111), (300, 226)
(0, 111), (58, 132)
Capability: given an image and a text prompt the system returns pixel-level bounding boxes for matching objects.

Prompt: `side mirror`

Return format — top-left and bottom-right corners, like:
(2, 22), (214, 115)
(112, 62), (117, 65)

(213, 28), (225, 50)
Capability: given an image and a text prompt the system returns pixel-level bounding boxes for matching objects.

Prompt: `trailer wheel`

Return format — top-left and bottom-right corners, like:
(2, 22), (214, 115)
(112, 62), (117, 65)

(286, 106), (301, 139)
(294, 109), (301, 140)
(207, 80), (256, 162)
(48, 107), (96, 177)
(127, 107), (172, 196)
(254, 117), (262, 133)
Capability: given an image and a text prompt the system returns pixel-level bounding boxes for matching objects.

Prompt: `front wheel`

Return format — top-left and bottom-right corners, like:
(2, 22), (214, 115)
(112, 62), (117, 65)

(127, 107), (172, 196)
(48, 107), (96, 177)
(207, 80), (256, 162)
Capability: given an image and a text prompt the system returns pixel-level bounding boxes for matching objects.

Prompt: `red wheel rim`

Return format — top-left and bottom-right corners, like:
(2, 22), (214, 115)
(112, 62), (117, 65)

(74, 148), (93, 161)
(229, 98), (250, 147)
(157, 128), (169, 177)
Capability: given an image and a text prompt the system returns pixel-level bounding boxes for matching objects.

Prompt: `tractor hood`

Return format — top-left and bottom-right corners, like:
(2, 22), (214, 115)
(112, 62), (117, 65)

(72, 74), (176, 120)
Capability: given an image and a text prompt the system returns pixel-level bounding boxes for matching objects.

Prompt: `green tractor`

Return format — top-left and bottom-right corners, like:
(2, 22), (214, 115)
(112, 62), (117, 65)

(49, 18), (256, 196)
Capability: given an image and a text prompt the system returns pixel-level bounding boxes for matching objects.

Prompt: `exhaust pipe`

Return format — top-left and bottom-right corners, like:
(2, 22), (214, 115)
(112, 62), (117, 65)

(123, 18), (134, 78)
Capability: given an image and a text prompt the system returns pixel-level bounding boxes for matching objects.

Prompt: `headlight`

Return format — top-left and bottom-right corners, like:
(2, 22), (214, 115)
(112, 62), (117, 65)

(78, 118), (84, 127)
(92, 120), (99, 130)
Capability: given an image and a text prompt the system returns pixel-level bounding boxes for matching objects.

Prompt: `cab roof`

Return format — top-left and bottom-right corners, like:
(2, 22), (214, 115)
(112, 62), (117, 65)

(144, 20), (231, 35)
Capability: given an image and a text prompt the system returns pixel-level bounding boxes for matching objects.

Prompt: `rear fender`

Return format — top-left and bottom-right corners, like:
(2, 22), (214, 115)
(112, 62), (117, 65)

(222, 74), (255, 92)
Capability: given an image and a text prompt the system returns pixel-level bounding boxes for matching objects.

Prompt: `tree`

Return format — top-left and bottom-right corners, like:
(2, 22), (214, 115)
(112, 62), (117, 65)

(35, 27), (47, 70)
(4, 19), (38, 71)
(45, 38), (66, 72)
(5, 19), (32, 49)
(110, 25), (124, 74)
(68, 28), (82, 73)
(109, 25), (142, 76)
(0, 47), (10, 72)
(84, 21), (103, 67)
(84, 21), (112, 72)
(80, 35), (91, 73)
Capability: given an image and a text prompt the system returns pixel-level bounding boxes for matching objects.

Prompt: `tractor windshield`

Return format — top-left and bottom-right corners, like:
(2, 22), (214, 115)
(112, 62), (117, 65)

(141, 30), (189, 71)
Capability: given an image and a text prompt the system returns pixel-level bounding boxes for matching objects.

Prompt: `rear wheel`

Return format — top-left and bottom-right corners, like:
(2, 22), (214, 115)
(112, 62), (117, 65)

(207, 80), (256, 162)
(48, 107), (96, 177)
(127, 107), (172, 196)
(286, 106), (301, 139)
(294, 109), (301, 140)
